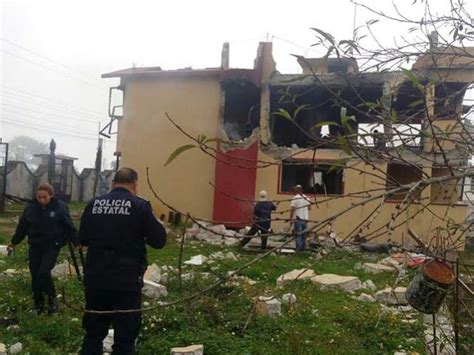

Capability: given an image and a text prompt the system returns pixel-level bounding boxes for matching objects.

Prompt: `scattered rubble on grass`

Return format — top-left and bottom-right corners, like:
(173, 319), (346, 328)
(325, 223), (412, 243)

(311, 274), (362, 293)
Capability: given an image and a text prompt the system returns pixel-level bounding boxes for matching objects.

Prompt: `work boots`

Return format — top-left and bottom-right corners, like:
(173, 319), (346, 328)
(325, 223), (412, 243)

(47, 295), (59, 315)
(33, 295), (44, 315)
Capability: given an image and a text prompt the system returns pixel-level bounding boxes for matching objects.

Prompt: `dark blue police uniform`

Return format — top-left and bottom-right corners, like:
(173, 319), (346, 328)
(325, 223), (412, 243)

(11, 198), (77, 313)
(79, 187), (166, 355)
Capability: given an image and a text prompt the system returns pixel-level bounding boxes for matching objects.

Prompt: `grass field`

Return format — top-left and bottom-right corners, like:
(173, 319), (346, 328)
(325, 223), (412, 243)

(0, 203), (427, 354)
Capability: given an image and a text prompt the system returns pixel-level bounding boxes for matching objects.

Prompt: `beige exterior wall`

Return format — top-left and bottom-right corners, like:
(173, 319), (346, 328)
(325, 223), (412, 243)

(116, 76), (221, 219)
(253, 148), (467, 247)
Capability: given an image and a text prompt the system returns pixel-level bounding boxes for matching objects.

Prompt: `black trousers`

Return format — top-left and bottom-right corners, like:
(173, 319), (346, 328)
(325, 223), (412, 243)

(81, 288), (142, 355)
(240, 225), (269, 249)
(28, 243), (61, 301)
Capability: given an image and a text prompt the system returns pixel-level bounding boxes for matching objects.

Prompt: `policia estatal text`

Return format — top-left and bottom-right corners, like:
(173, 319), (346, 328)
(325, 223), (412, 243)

(79, 168), (167, 354)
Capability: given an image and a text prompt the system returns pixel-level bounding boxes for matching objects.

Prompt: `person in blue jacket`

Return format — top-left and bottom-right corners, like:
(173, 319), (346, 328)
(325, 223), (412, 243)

(240, 190), (277, 250)
(79, 167), (167, 355)
(8, 183), (78, 315)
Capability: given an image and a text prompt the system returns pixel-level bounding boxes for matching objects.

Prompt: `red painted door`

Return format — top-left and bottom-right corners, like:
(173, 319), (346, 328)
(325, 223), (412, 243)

(212, 142), (258, 228)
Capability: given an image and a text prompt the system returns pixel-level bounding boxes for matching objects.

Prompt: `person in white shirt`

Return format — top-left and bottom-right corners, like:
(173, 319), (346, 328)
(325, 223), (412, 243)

(289, 185), (312, 251)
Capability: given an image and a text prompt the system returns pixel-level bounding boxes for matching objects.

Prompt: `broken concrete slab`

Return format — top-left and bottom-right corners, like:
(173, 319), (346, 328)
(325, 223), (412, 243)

(144, 263), (161, 283)
(9, 342), (22, 354)
(0, 245), (9, 256)
(170, 344), (204, 355)
(103, 329), (114, 353)
(3, 268), (20, 275)
(362, 263), (397, 274)
(142, 280), (168, 299)
(361, 279), (377, 291)
(225, 252), (238, 260)
(255, 296), (281, 317)
(356, 293), (376, 303)
(276, 269), (315, 286)
(374, 287), (408, 305)
(184, 255), (207, 266)
(282, 293), (297, 305)
(226, 271), (257, 286)
(311, 274), (362, 293)
(51, 260), (81, 278)
(209, 251), (225, 260)
(210, 224), (226, 233)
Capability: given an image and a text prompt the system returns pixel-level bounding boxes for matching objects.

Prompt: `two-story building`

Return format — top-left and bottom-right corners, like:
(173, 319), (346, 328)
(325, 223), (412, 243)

(102, 43), (474, 248)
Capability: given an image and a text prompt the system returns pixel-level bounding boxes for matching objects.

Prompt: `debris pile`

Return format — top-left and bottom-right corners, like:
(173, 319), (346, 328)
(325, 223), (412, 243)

(185, 223), (241, 247)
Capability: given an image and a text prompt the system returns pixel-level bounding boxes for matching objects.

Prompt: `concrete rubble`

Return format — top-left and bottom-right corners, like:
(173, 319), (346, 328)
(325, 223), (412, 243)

(170, 344), (204, 355)
(142, 280), (168, 299)
(103, 329), (114, 353)
(0, 343), (5, 353)
(9, 342), (22, 354)
(361, 262), (397, 274)
(3, 269), (20, 276)
(51, 260), (81, 278)
(276, 269), (315, 286)
(374, 287), (408, 305)
(361, 279), (377, 291)
(226, 271), (257, 286)
(423, 311), (456, 355)
(356, 293), (376, 303)
(185, 223), (241, 247)
(281, 293), (297, 305)
(144, 263), (162, 283)
(311, 274), (362, 293)
(255, 296), (281, 317)
(0, 245), (9, 256)
(184, 255), (207, 266)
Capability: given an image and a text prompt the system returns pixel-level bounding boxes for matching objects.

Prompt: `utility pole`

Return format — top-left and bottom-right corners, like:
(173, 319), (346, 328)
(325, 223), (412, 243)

(0, 139), (9, 212)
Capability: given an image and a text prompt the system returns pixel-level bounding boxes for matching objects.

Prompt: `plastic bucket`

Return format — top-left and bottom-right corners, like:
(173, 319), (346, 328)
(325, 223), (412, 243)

(405, 258), (455, 314)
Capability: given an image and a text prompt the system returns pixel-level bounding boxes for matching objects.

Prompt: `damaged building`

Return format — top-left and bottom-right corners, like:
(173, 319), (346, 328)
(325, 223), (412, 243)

(102, 43), (474, 247)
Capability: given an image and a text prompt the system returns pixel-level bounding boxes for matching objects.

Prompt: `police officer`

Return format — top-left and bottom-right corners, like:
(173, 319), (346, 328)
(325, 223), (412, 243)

(8, 183), (78, 315)
(79, 167), (166, 355)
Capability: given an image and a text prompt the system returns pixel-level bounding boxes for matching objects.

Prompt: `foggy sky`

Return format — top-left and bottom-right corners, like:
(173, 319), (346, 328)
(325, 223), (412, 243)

(1, 0), (471, 169)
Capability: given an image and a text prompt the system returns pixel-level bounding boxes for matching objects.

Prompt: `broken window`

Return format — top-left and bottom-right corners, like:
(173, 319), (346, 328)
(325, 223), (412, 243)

(222, 79), (260, 141)
(434, 82), (466, 118)
(389, 124), (422, 148)
(391, 82), (425, 122)
(430, 167), (461, 203)
(280, 162), (344, 195)
(270, 84), (383, 149)
(385, 163), (423, 201)
(358, 124), (384, 147)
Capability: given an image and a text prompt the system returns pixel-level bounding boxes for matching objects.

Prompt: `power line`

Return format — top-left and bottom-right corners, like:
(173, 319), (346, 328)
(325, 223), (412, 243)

(2, 119), (99, 140)
(0, 37), (108, 88)
(1, 85), (106, 117)
(1, 90), (104, 124)
(1, 49), (106, 91)
(1, 109), (100, 137)
(1, 102), (101, 126)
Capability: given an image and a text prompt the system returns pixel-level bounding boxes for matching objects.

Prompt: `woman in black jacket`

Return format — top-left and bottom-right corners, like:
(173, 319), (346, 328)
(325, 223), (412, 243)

(8, 183), (78, 315)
